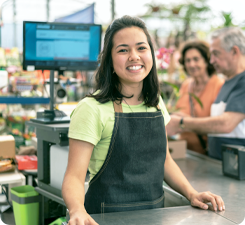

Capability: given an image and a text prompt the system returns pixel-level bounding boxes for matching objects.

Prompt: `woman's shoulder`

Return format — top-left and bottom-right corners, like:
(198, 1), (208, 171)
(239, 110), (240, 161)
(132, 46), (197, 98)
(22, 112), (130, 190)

(209, 74), (225, 86)
(158, 96), (171, 125)
(75, 96), (100, 110)
(180, 77), (192, 90)
(72, 96), (113, 118)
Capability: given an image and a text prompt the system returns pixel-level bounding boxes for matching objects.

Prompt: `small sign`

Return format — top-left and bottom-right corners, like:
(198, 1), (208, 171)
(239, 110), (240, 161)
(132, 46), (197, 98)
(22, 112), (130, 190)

(27, 65), (35, 71)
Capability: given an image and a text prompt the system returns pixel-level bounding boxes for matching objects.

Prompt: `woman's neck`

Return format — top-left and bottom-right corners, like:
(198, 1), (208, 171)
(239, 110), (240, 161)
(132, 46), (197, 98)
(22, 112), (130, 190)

(191, 73), (210, 94)
(193, 74), (210, 86)
(121, 83), (143, 105)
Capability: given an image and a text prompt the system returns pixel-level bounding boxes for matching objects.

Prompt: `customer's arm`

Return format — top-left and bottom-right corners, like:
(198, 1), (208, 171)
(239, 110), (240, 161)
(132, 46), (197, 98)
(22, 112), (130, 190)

(164, 133), (225, 211)
(62, 138), (98, 225)
(166, 111), (245, 136)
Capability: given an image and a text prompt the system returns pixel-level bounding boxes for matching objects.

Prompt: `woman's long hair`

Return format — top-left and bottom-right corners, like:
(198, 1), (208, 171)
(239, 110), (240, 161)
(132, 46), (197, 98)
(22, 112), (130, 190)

(89, 15), (160, 107)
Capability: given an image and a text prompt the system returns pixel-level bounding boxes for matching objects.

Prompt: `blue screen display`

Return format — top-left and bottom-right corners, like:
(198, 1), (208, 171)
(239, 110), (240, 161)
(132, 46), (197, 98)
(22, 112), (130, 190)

(23, 22), (101, 71)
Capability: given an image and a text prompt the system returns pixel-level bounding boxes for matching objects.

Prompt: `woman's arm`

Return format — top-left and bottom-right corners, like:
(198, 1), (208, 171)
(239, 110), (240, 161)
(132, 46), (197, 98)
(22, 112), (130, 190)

(164, 132), (225, 211)
(62, 138), (98, 225)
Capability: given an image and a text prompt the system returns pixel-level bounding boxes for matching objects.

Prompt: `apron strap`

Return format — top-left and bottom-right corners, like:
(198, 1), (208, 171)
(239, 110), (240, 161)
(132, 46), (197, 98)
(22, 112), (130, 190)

(113, 101), (123, 113)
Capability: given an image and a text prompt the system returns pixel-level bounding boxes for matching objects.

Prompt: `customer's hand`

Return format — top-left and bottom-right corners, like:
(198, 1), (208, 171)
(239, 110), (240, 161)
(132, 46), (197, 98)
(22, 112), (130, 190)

(189, 191), (225, 212)
(166, 115), (182, 136)
(68, 209), (99, 225)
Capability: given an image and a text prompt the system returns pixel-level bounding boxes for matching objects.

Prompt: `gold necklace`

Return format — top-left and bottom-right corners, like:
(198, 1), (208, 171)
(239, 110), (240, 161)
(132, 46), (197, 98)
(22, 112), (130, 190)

(123, 98), (147, 112)
(192, 78), (209, 94)
(123, 98), (133, 112)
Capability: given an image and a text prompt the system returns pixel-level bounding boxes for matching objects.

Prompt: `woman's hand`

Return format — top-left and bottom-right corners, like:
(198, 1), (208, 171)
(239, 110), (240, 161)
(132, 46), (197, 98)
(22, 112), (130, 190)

(189, 191), (225, 211)
(68, 209), (99, 225)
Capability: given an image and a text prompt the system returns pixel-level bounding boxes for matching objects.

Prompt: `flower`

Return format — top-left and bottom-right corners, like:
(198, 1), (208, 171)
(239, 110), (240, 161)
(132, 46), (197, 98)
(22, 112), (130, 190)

(156, 47), (174, 70)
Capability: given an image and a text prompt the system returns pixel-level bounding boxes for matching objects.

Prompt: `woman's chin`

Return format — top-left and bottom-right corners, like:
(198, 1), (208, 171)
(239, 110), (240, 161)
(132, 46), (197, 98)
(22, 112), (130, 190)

(189, 73), (203, 78)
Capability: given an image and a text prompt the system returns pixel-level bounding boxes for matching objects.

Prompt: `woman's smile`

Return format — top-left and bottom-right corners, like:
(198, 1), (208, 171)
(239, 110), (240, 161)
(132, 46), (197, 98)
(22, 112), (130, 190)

(126, 64), (144, 72)
(111, 26), (153, 86)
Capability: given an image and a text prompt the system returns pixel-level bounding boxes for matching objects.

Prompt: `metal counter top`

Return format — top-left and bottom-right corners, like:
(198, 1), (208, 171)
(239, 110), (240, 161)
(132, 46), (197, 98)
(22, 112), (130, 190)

(91, 151), (245, 225)
(175, 151), (245, 224)
(91, 206), (237, 225)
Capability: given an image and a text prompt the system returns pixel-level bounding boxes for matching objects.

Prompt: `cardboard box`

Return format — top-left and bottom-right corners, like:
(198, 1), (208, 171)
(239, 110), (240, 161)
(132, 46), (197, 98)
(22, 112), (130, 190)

(0, 135), (15, 158)
(168, 140), (186, 159)
(15, 155), (37, 170)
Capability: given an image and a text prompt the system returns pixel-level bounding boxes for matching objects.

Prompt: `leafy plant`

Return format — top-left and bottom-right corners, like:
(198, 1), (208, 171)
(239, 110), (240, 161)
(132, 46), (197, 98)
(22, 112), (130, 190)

(141, 0), (212, 41)
(222, 12), (234, 27)
(161, 81), (203, 114)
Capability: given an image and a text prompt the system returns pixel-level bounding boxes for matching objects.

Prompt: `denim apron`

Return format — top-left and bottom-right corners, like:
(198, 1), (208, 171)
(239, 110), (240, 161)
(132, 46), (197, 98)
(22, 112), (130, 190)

(85, 101), (167, 214)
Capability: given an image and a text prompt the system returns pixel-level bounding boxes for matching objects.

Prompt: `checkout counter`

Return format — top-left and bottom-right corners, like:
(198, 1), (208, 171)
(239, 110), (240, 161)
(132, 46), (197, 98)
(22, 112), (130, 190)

(26, 121), (245, 225)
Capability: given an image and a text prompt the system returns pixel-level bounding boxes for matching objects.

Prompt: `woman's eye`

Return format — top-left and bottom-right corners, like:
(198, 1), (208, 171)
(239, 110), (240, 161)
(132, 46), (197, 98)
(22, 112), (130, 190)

(118, 49), (127, 53)
(138, 46), (146, 50)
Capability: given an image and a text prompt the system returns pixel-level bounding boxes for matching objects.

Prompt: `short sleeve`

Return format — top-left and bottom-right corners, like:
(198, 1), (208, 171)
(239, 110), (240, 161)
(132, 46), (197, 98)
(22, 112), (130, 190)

(159, 96), (171, 126)
(225, 78), (245, 114)
(175, 79), (191, 115)
(68, 98), (103, 146)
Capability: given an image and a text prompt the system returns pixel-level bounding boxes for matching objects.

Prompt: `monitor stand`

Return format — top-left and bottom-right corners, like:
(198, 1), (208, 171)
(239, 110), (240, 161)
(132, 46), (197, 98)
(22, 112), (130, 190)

(31, 70), (70, 124)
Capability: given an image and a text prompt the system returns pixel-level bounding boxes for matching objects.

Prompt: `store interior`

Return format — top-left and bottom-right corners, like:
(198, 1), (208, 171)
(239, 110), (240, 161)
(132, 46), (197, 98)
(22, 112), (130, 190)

(0, 0), (245, 225)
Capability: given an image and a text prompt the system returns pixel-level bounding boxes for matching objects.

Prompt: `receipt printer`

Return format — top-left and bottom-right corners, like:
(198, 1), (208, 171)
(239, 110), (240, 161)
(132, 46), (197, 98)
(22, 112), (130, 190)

(222, 144), (245, 180)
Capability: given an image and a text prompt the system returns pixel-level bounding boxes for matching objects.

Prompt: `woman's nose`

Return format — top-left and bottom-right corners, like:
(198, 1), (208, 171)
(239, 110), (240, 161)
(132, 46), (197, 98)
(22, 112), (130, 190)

(129, 50), (140, 61)
(187, 59), (195, 67)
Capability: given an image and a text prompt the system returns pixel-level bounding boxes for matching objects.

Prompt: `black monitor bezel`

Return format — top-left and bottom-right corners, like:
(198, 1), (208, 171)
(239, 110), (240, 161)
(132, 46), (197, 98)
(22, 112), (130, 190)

(23, 21), (102, 71)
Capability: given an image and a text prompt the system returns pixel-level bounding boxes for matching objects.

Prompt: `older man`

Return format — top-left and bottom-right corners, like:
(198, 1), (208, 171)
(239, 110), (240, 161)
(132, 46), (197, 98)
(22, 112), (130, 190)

(167, 27), (245, 160)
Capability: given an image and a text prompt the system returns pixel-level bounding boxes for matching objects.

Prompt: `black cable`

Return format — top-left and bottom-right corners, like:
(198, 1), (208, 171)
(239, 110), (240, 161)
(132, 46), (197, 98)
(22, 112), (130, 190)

(1, 185), (12, 210)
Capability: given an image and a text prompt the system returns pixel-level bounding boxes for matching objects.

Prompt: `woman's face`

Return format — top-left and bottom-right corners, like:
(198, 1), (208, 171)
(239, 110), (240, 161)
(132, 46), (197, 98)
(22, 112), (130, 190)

(111, 26), (153, 87)
(184, 48), (208, 78)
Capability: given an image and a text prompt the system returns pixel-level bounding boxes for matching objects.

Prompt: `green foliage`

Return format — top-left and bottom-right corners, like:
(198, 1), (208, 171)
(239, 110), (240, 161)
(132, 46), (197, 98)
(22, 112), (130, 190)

(189, 92), (203, 108)
(161, 81), (203, 114)
(141, 0), (211, 41)
(142, 0), (211, 23)
(222, 12), (234, 27)
(163, 81), (180, 92)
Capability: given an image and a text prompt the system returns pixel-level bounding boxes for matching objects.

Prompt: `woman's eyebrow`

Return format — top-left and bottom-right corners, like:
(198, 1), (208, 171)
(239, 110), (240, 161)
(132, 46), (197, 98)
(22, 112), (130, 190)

(136, 42), (147, 45)
(116, 42), (147, 49)
(116, 44), (128, 49)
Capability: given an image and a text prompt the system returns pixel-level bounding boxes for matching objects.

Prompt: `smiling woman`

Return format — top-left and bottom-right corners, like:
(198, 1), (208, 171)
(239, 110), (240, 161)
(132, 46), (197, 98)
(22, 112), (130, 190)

(111, 26), (153, 100)
(173, 40), (224, 153)
(62, 16), (225, 225)
(90, 15), (159, 106)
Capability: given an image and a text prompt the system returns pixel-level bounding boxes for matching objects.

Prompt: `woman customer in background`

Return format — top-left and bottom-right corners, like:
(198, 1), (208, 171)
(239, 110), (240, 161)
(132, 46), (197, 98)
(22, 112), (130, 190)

(169, 41), (224, 154)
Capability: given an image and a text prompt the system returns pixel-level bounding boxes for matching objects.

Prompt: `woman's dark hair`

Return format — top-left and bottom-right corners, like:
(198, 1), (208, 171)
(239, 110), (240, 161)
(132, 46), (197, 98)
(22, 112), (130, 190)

(89, 15), (160, 107)
(179, 40), (215, 77)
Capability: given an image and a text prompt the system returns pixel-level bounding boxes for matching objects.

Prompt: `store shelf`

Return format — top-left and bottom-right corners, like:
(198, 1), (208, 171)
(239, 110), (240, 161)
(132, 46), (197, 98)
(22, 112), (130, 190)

(0, 97), (50, 104)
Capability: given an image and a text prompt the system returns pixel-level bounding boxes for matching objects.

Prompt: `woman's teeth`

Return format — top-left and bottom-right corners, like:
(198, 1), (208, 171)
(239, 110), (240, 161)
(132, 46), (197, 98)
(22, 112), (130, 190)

(127, 66), (142, 70)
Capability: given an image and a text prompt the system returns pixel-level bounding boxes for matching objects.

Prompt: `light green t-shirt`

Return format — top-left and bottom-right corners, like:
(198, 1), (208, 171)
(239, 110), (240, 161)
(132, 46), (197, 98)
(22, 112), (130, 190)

(68, 96), (171, 180)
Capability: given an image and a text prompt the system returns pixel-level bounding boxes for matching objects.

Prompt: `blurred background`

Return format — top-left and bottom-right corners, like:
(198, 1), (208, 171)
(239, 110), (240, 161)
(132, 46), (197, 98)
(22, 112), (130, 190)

(0, 0), (245, 148)
(1, 0), (245, 50)
(0, 1), (244, 223)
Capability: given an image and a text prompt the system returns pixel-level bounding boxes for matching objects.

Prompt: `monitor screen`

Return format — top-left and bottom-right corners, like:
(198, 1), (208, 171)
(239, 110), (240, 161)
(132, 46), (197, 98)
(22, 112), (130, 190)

(23, 21), (102, 71)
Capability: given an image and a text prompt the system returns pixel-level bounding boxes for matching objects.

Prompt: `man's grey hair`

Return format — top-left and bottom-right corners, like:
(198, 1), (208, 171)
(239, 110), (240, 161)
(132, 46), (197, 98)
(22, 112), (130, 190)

(211, 27), (245, 55)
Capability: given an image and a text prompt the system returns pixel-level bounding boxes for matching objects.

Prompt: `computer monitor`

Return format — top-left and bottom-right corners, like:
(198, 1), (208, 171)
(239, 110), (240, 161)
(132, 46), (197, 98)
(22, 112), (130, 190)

(23, 21), (102, 71)
(23, 21), (102, 124)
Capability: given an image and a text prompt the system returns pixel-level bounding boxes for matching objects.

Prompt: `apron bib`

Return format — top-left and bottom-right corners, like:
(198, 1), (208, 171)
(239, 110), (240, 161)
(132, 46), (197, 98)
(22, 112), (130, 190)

(85, 101), (167, 214)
